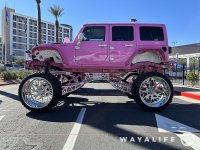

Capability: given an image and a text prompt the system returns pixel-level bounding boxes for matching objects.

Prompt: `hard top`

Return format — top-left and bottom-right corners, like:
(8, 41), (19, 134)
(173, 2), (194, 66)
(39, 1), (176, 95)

(83, 23), (165, 26)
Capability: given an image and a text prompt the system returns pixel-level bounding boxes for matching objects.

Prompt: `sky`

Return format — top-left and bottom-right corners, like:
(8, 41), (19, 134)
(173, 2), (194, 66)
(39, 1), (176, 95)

(0, 0), (200, 46)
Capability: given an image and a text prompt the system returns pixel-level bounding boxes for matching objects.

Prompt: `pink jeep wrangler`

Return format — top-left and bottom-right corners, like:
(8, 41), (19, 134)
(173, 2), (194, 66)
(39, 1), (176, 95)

(18, 23), (174, 112)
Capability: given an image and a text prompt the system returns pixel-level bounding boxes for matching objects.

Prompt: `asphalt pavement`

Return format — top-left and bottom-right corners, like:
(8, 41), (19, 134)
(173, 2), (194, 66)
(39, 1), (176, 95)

(0, 83), (200, 150)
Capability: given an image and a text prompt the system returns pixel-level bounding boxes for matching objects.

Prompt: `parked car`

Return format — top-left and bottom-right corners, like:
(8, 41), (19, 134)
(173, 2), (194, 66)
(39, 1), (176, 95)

(19, 23), (174, 112)
(168, 63), (186, 78)
(4, 64), (23, 70)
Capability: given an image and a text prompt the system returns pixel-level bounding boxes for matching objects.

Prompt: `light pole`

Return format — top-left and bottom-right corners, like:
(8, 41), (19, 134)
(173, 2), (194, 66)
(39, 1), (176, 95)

(176, 53), (179, 80)
(172, 42), (177, 56)
(172, 42), (178, 80)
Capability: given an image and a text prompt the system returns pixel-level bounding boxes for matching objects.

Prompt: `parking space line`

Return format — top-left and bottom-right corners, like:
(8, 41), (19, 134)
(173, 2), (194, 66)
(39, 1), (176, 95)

(0, 115), (5, 121)
(62, 108), (86, 150)
(155, 114), (200, 150)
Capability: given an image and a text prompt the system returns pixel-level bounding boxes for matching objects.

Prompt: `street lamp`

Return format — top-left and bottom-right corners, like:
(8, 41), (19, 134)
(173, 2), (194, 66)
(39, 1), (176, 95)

(131, 19), (138, 23)
(172, 42), (177, 47)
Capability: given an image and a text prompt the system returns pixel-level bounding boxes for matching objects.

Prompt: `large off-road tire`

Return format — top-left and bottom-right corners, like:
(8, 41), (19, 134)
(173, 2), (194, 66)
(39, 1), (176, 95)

(132, 72), (173, 111)
(18, 73), (62, 112)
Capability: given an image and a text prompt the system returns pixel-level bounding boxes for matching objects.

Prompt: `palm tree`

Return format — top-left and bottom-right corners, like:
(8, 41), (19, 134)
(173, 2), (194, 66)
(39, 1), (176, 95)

(49, 5), (64, 42)
(36, 0), (42, 44)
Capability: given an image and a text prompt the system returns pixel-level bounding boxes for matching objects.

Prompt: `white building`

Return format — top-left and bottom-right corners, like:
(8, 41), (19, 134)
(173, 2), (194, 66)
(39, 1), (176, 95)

(2, 7), (72, 62)
(170, 43), (200, 72)
(0, 36), (3, 61)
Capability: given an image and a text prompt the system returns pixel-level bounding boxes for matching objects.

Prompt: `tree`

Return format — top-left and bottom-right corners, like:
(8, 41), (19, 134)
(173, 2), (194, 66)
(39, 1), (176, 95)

(186, 72), (199, 86)
(190, 58), (196, 72)
(36, 0), (42, 44)
(49, 5), (64, 42)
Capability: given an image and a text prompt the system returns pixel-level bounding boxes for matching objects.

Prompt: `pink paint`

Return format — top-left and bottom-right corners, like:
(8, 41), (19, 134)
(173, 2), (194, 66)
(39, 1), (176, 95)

(26, 23), (170, 73)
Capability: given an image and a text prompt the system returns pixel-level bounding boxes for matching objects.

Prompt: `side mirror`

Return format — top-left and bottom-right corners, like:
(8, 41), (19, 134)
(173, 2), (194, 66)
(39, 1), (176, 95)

(76, 33), (87, 50)
(78, 33), (86, 43)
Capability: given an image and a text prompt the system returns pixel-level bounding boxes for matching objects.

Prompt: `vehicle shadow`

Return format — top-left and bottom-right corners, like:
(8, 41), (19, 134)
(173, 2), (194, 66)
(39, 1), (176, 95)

(26, 95), (200, 150)
(0, 90), (19, 100)
(74, 88), (126, 96)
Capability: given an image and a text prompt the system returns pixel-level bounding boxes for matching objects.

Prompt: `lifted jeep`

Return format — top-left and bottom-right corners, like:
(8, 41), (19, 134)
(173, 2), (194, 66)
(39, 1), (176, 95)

(19, 23), (174, 112)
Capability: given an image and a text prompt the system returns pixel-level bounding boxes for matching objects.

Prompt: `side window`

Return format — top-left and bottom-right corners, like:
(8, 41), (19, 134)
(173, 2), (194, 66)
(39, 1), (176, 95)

(83, 26), (105, 41)
(140, 27), (164, 41)
(112, 26), (134, 41)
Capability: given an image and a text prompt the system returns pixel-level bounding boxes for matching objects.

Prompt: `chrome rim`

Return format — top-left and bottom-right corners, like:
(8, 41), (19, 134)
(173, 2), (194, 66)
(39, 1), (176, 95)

(21, 77), (53, 109)
(139, 76), (171, 108)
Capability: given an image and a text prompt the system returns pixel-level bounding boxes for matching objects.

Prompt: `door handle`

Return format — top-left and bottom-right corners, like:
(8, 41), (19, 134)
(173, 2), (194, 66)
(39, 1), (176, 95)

(98, 44), (107, 47)
(125, 44), (134, 47)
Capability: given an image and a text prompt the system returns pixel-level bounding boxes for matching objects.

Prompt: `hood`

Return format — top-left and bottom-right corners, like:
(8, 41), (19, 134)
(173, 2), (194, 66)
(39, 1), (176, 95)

(33, 42), (74, 50)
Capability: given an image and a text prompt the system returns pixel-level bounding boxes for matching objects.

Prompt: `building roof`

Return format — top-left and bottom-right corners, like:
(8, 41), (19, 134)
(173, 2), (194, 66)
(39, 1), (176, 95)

(172, 43), (200, 55)
(60, 24), (73, 29)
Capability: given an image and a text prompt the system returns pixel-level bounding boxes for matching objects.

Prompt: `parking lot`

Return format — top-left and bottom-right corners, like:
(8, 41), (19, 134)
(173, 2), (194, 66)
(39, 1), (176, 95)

(0, 83), (200, 150)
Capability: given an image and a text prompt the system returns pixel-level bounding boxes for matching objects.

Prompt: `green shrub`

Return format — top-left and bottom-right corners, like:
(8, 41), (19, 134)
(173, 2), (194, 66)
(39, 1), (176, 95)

(0, 70), (37, 81)
(11, 71), (18, 80)
(0, 70), (18, 80)
(17, 70), (34, 79)
(186, 72), (199, 86)
(0, 69), (5, 74)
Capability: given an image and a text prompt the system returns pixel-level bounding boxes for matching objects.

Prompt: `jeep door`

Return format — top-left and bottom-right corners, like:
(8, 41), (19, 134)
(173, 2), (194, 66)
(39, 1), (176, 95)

(75, 25), (109, 65)
(109, 25), (136, 66)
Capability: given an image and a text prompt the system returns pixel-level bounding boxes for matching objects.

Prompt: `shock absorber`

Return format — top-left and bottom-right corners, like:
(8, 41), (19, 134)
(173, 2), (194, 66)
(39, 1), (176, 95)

(44, 59), (51, 74)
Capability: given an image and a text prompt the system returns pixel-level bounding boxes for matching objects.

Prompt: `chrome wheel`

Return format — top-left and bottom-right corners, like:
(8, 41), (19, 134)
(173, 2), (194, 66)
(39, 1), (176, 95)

(139, 76), (171, 108)
(21, 77), (53, 109)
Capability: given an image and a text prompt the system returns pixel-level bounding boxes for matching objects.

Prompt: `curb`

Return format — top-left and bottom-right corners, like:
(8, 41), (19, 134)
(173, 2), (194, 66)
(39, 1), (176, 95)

(0, 83), (19, 86)
(174, 91), (200, 101)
